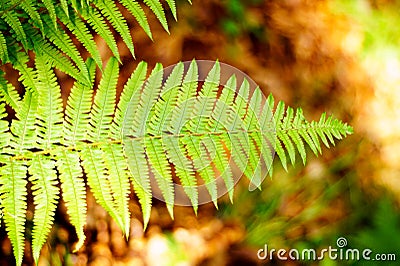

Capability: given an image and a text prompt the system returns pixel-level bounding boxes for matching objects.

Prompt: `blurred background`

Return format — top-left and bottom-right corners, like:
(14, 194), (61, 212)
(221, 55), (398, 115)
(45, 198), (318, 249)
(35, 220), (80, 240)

(2, 0), (400, 265)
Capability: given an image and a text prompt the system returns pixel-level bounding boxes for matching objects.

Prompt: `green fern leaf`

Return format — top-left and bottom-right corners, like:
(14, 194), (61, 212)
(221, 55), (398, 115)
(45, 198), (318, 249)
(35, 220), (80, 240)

(144, 0), (169, 33)
(120, 0), (153, 40)
(124, 63), (176, 216)
(0, 31), (9, 63)
(183, 135), (218, 207)
(116, 62), (152, 225)
(9, 91), (38, 153)
(17, 0), (44, 32)
(60, 0), (70, 17)
(34, 55), (64, 149)
(88, 57), (118, 142)
(279, 105), (296, 165)
(189, 61), (220, 132)
(56, 150), (87, 252)
(0, 160), (27, 266)
(132, 63), (163, 135)
(211, 136), (234, 202)
(112, 61), (148, 139)
(165, 0), (177, 20)
(246, 89), (268, 188)
(81, 6), (120, 62)
(9, 50), (37, 94)
(102, 143), (131, 237)
(0, 58), (354, 266)
(0, 72), (20, 112)
(63, 58), (96, 145)
(41, 14), (89, 83)
(148, 61), (184, 134)
(31, 32), (82, 90)
(124, 139), (153, 227)
(2, 10), (28, 50)
(164, 135), (198, 213)
(57, 7), (103, 68)
(169, 60), (198, 133)
(208, 75), (237, 201)
(85, 57), (129, 233)
(226, 79), (256, 179)
(94, 0), (135, 57)
(42, 0), (57, 27)
(28, 155), (59, 264)
(0, 101), (10, 157)
(256, 95), (275, 178)
(81, 147), (124, 230)
(145, 137), (175, 217)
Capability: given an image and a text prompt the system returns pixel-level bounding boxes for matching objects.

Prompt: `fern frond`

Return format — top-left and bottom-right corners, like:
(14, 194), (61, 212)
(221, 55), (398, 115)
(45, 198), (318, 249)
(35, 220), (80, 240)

(56, 150), (87, 252)
(41, 14), (89, 83)
(0, 160), (27, 266)
(281, 105), (298, 165)
(9, 91), (38, 153)
(42, 0), (57, 27)
(183, 135), (218, 207)
(209, 136), (234, 202)
(0, 72), (20, 112)
(81, 6), (120, 62)
(17, 0), (43, 32)
(169, 60), (198, 134)
(0, 101), (10, 156)
(131, 63), (163, 135)
(143, 0), (169, 33)
(0, 59), (353, 265)
(30, 31), (82, 88)
(245, 88), (267, 188)
(94, 0), (135, 57)
(88, 57), (118, 142)
(253, 94), (275, 179)
(102, 143), (131, 237)
(57, 7), (102, 68)
(9, 50), (37, 94)
(28, 155), (59, 264)
(112, 61), (147, 139)
(0, 31), (9, 63)
(34, 55), (64, 149)
(165, 0), (177, 20)
(81, 147), (124, 230)
(124, 139), (153, 227)
(60, 0), (70, 17)
(117, 98), (155, 225)
(145, 137), (174, 217)
(63, 58), (96, 145)
(2, 10), (28, 50)
(148, 61), (184, 134)
(207, 75), (237, 200)
(189, 61), (220, 133)
(225, 79), (258, 180)
(164, 135), (198, 213)
(120, 0), (153, 40)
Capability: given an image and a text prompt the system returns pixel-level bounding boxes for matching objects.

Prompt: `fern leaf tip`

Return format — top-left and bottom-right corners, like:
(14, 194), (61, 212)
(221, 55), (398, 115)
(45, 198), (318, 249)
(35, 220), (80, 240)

(212, 200), (219, 209)
(167, 204), (174, 220)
